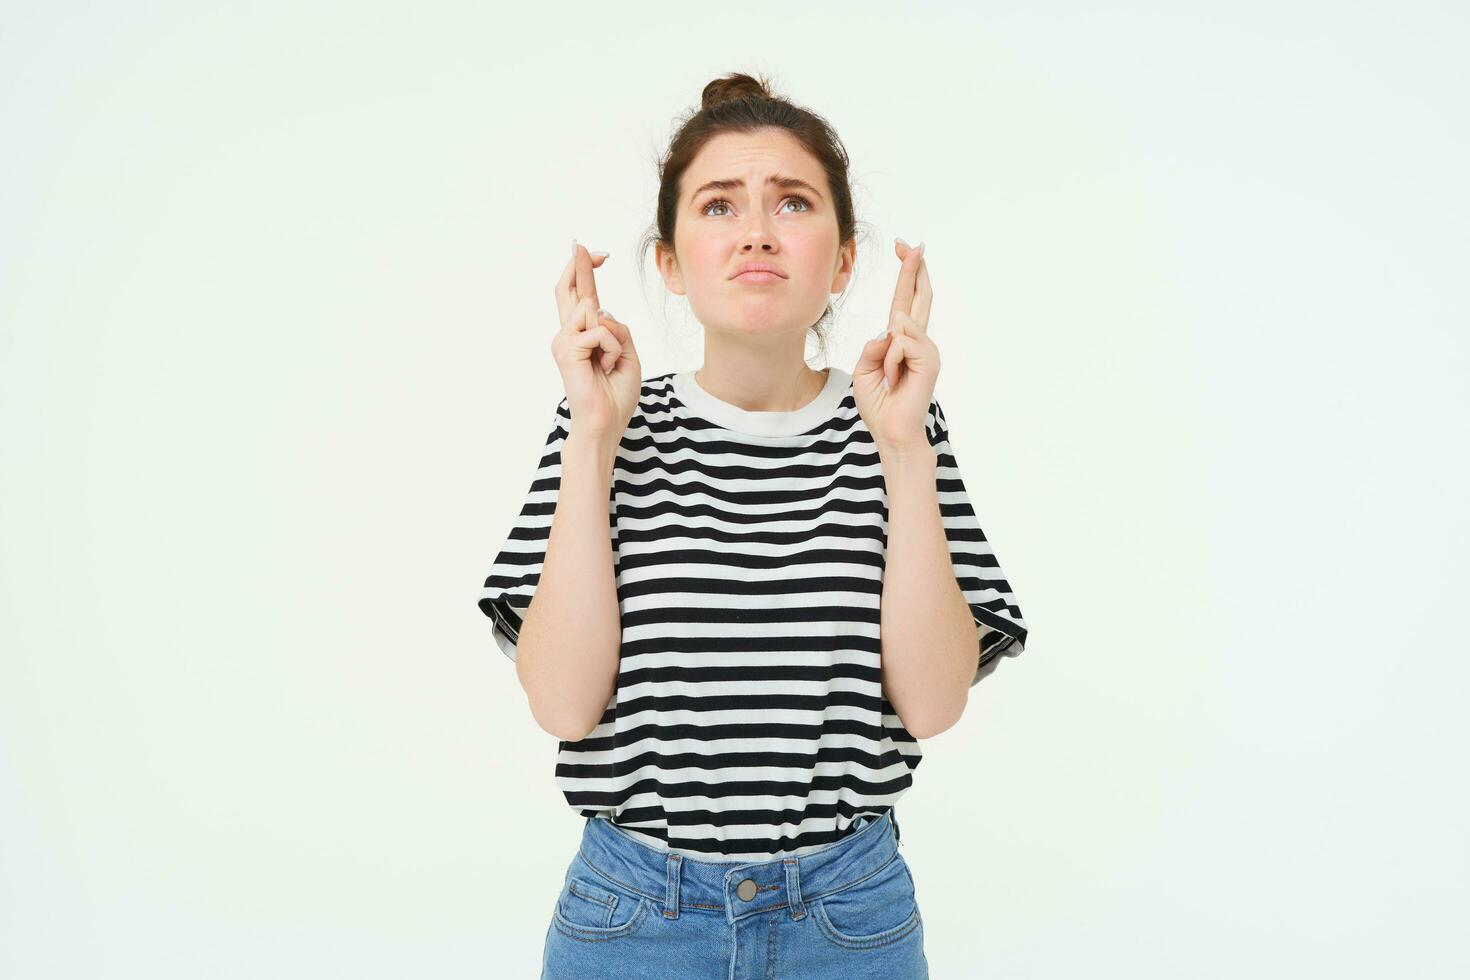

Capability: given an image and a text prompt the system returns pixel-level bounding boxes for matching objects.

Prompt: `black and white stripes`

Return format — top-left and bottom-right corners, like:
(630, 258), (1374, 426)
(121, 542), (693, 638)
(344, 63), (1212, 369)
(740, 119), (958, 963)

(477, 367), (1028, 860)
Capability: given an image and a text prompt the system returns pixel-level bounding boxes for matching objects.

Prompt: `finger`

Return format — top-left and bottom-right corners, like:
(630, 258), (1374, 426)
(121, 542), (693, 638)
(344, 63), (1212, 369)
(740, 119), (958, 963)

(887, 239), (923, 334)
(561, 296), (601, 338)
(556, 246), (607, 321)
(572, 323), (622, 371)
(596, 310), (635, 373)
(882, 330), (908, 390)
(911, 254), (932, 336)
(558, 245), (605, 296)
(573, 242), (601, 331)
(596, 309), (626, 343)
(854, 328), (894, 377)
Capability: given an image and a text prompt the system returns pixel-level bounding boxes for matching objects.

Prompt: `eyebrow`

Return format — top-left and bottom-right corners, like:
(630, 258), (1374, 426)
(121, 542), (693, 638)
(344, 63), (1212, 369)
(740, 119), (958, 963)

(689, 175), (825, 203)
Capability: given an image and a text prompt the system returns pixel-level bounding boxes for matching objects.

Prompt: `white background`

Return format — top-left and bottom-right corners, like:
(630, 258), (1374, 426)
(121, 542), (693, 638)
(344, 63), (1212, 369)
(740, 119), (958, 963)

(3, 1), (1466, 976)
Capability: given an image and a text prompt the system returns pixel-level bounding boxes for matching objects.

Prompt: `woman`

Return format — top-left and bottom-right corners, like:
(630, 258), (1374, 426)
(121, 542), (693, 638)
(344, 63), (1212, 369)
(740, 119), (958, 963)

(477, 71), (1029, 979)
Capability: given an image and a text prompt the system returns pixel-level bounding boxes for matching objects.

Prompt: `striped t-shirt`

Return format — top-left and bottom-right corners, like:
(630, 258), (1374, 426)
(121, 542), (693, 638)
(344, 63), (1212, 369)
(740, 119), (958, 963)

(477, 365), (1029, 861)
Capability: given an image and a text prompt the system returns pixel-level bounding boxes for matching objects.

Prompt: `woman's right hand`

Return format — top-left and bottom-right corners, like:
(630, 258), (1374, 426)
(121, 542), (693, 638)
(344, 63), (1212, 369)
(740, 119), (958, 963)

(551, 240), (642, 441)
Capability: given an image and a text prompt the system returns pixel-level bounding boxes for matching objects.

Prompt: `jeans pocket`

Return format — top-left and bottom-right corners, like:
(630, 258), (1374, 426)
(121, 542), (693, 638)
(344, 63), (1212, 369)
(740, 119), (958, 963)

(813, 853), (923, 950)
(551, 868), (651, 942)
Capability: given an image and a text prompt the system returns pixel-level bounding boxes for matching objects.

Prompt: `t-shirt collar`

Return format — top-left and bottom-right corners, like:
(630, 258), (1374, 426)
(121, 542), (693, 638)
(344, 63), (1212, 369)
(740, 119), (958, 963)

(672, 366), (851, 437)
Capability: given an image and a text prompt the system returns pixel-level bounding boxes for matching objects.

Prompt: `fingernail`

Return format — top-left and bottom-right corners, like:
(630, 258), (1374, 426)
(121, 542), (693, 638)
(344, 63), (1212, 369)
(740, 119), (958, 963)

(591, 251), (608, 259)
(895, 237), (909, 249)
(917, 241), (925, 256)
(874, 326), (888, 340)
(572, 238), (578, 253)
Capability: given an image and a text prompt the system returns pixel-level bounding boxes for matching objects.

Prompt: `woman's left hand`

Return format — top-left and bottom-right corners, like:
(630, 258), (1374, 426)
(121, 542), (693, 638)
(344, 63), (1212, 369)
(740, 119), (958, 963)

(852, 238), (940, 452)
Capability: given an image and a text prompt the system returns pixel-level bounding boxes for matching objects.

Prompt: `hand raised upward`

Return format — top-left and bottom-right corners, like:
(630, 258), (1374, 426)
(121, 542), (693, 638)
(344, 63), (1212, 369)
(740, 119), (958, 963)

(852, 238), (939, 451)
(551, 240), (643, 440)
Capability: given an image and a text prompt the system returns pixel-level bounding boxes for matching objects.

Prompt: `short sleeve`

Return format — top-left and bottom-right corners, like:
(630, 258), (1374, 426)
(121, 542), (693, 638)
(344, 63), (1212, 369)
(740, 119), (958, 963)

(475, 396), (572, 663)
(926, 398), (1030, 686)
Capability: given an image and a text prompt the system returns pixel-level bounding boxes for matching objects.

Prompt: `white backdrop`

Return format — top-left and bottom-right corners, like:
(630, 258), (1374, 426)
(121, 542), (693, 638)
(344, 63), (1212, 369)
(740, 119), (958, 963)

(2, 2), (1466, 977)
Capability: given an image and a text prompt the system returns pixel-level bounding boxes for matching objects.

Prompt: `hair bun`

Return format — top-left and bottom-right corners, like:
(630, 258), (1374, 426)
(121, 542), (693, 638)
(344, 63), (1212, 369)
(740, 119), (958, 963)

(700, 71), (775, 111)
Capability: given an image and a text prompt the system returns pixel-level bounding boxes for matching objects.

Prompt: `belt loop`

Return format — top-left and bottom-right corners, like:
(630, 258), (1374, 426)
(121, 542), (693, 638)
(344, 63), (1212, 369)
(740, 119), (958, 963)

(782, 857), (805, 920)
(892, 806), (901, 844)
(664, 853), (682, 919)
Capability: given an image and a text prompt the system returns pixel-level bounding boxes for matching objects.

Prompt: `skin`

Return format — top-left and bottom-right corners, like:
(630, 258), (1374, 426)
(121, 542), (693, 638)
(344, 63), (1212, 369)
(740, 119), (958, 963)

(552, 126), (941, 445)
(653, 128), (855, 414)
(535, 127), (978, 740)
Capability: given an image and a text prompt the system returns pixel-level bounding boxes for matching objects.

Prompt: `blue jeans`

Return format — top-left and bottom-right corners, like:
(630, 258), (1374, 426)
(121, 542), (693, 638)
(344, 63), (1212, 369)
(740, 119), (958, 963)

(539, 810), (928, 979)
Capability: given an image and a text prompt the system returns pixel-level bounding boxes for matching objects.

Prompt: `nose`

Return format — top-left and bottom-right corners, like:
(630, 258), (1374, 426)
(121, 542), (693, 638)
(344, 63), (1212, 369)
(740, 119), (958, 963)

(739, 216), (777, 252)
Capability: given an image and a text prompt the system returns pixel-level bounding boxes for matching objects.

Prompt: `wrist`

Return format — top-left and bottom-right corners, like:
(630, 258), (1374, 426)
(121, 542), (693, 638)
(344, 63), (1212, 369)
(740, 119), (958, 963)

(563, 430), (621, 475)
(876, 441), (936, 488)
(875, 438), (934, 467)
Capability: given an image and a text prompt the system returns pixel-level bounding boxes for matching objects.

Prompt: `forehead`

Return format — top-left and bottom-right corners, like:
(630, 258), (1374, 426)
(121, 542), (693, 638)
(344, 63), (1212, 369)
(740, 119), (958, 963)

(682, 129), (822, 196)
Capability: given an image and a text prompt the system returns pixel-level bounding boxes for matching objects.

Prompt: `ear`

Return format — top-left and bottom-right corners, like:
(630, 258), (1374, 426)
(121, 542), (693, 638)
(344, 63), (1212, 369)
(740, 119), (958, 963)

(656, 241), (686, 297)
(830, 238), (856, 294)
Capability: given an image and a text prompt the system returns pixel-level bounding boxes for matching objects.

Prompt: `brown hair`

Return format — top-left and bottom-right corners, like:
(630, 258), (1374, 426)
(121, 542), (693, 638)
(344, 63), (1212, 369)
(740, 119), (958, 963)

(638, 71), (870, 364)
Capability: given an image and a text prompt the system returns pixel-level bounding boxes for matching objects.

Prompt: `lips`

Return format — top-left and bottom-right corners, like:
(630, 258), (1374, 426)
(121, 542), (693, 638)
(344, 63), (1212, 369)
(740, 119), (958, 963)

(729, 263), (787, 280)
(732, 270), (783, 283)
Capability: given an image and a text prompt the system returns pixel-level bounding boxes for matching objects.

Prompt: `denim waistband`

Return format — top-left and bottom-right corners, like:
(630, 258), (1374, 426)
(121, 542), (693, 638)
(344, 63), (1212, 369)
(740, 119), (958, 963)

(573, 811), (903, 925)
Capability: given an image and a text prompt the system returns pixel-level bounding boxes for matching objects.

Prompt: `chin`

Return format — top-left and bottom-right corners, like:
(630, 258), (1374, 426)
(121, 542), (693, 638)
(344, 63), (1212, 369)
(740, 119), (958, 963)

(728, 309), (799, 332)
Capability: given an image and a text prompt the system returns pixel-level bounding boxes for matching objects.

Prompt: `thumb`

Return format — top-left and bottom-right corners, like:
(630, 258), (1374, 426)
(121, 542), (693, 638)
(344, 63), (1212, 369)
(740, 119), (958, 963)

(854, 328), (892, 377)
(597, 309), (638, 373)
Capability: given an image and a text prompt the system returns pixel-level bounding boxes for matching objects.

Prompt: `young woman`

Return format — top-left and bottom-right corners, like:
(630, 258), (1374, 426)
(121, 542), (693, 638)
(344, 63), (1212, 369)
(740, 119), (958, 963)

(477, 71), (1029, 980)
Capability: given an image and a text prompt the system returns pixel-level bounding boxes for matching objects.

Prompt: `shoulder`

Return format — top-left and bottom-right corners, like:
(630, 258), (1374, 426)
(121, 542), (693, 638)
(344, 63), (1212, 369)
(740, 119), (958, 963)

(544, 371), (678, 418)
(631, 371), (680, 425)
(639, 371), (680, 402)
(544, 372), (680, 435)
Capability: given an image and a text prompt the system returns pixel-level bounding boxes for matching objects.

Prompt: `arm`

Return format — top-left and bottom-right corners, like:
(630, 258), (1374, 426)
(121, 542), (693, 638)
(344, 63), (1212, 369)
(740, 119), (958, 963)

(875, 441), (978, 739)
(514, 431), (622, 741)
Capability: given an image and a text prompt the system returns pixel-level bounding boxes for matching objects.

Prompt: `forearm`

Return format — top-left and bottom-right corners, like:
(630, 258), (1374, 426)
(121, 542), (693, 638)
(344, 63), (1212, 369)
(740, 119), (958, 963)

(515, 432), (623, 741)
(876, 442), (976, 738)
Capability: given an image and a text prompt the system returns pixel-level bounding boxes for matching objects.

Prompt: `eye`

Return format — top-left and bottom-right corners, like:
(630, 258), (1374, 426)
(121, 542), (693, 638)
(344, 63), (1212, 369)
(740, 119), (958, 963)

(700, 195), (814, 217)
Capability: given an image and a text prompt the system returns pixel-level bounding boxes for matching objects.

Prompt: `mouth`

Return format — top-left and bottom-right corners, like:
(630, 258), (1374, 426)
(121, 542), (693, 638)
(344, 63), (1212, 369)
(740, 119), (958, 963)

(731, 271), (785, 284)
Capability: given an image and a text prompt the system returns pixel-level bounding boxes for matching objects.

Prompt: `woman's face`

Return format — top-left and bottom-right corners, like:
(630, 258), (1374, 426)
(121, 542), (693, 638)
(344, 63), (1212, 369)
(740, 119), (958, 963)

(658, 128), (855, 337)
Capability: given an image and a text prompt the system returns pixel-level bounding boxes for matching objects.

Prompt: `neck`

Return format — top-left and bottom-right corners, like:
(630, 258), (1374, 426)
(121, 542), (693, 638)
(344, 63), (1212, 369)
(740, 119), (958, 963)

(694, 362), (829, 413)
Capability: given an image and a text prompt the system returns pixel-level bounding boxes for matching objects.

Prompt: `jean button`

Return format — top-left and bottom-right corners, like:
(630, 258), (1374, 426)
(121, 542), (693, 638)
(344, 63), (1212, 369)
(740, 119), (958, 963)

(736, 878), (757, 901)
